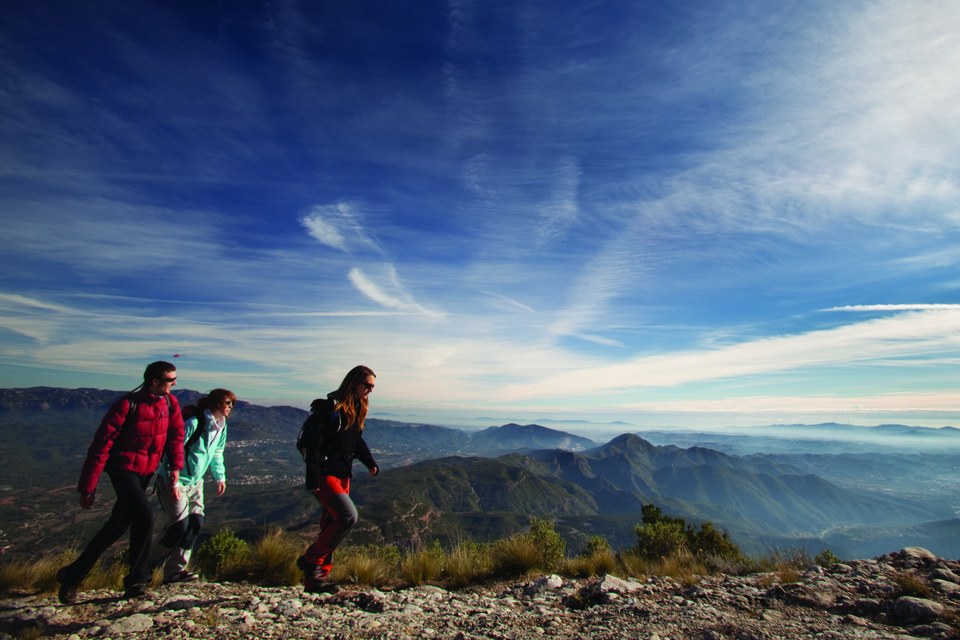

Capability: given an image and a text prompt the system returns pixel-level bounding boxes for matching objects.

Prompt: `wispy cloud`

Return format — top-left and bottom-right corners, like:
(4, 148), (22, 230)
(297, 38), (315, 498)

(500, 309), (960, 401)
(534, 156), (580, 244)
(300, 202), (381, 254)
(825, 304), (960, 312)
(2, 2), (959, 427)
(348, 267), (444, 318)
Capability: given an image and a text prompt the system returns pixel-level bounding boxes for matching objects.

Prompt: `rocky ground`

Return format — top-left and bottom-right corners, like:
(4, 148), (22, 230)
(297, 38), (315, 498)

(1, 548), (958, 639)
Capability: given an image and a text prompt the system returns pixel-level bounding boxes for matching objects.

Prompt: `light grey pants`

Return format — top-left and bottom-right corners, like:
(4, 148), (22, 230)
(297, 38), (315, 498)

(153, 480), (205, 578)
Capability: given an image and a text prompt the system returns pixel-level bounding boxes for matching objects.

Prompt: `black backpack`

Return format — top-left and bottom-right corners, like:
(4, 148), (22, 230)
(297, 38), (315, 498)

(296, 397), (340, 460)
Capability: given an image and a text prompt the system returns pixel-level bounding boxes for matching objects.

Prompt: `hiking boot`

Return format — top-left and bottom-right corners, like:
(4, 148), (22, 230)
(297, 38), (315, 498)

(304, 578), (340, 594)
(295, 555), (313, 574)
(164, 570), (199, 584)
(296, 555), (325, 580)
(122, 583), (148, 600)
(56, 568), (78, 605)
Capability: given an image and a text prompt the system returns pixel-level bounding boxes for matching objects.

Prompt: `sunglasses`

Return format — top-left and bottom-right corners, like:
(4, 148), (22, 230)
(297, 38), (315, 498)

(224, 400), (235, 407)
(359, 382), (375, 390)
(161, 377), (177, 383)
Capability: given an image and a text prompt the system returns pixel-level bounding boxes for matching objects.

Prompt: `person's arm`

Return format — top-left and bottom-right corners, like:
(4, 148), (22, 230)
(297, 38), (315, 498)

(164, 396), (186, 473)
(165, 396), (185, 500)
(356, 435), (379, 476)
(211, 424), (228, 495)
(77, 398), (129, 500)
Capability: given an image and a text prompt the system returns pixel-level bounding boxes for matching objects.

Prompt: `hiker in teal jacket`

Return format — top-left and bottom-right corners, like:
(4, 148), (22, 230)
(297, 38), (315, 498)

(152, 388), (236, 583)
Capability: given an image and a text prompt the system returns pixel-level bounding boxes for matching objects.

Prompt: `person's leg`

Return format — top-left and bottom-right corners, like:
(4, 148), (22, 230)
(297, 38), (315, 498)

(167, 482), (204, 578)
(60, 471), (142, 586)
(179, 514), (203, 569)
(122, 473), (155, 590)
(303, 476), (356, 580)
(152, 479), (189, 573)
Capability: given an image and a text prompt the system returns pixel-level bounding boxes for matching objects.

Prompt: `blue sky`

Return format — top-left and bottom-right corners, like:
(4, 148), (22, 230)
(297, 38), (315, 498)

(2, 0), (960, 429)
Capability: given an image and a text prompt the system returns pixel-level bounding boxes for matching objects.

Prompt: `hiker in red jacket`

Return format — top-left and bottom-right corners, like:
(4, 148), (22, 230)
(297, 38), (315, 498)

(56, 361), (185, 603)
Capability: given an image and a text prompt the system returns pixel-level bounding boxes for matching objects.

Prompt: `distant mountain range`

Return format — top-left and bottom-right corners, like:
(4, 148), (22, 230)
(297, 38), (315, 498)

(1, 386), (957, 560)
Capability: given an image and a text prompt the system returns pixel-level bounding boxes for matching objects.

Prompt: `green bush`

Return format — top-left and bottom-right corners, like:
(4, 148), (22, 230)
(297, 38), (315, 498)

(634, 520), (687, 559)
(527, 517), (565, 571)
(562, 535), (615, 577)
(635, 505), (744, 564)
(690, 522), (742, 561)
(814, 549), (841, 567)
(581, 535), (612, 558)
(194, 530), (250, 579)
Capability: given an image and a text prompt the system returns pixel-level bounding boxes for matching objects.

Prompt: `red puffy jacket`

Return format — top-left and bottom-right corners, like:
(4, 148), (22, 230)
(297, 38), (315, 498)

(78, 391), (185, 495)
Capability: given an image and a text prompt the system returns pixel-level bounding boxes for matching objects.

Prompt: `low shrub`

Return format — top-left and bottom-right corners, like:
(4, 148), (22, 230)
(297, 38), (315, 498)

(0, 551), (78, 595)
(894, 571), (931, 598)
(443, 541), (491, 587)
(634, 521), (687, 559)
(616, 549), (650, 579)
(332, 552), (388, 586)
(490, 533), (541, 578)
(527, 517), (565, 571)
(814, 549), (841, 567)
(247, 527), (301, 586)
(562, 549), (616, 578)
(755, 547), (811, 573)
(194, 529), (250, 580)
(399, 542), (445, 587)
(331, 544), (399, 586)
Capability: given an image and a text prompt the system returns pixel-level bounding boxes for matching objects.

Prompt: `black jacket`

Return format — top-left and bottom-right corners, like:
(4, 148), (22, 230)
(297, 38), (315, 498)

(303, 397), (376, 488)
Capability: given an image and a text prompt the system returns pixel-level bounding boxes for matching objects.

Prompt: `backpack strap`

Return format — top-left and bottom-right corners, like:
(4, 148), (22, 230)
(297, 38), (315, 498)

(184, 411), (207, 452)
(121, 393), (173, 432)
(120, 393), (139, 433)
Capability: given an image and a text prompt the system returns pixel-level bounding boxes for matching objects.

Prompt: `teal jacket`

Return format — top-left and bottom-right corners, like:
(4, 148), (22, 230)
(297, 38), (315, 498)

(159, 412), (227, 486)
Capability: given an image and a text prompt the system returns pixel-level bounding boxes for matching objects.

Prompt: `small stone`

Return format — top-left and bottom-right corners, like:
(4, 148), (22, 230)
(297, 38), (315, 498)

(104, 612), (154, 634)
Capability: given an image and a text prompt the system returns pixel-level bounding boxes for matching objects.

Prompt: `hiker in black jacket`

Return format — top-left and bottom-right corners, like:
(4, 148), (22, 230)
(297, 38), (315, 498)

(296, 365), (379, 593)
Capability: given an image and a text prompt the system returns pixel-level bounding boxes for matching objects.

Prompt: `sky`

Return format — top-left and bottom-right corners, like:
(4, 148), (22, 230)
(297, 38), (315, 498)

(2, 0), (960, 430)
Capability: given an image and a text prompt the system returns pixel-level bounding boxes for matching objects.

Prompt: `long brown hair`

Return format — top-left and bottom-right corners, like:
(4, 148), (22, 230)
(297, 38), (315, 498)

(198, 388), (237, 414)
(331, 365), (375, 430)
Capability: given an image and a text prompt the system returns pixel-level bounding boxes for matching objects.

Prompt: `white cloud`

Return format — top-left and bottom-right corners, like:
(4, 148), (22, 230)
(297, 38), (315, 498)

(825, 304), (960, 312)
(300, 202), (380, 254)
(480, 291), (535, 314)
(499, 309), (960, 401)
(348, 266), (444, 318)
(620, 392), (960, 416)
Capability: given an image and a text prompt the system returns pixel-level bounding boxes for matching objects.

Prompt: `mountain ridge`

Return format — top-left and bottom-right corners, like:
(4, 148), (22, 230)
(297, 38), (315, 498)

(1, 386), (957, 560)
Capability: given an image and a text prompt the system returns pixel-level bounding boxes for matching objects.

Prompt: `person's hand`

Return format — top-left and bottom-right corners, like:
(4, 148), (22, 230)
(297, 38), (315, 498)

(369, 465), (379, 477)
(216, 481), (226, 496)
(79, 493), (95, 509)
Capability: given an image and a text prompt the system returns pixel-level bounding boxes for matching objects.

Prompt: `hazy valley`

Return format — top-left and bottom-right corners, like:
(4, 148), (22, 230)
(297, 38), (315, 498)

(1, 387), (957, 562)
